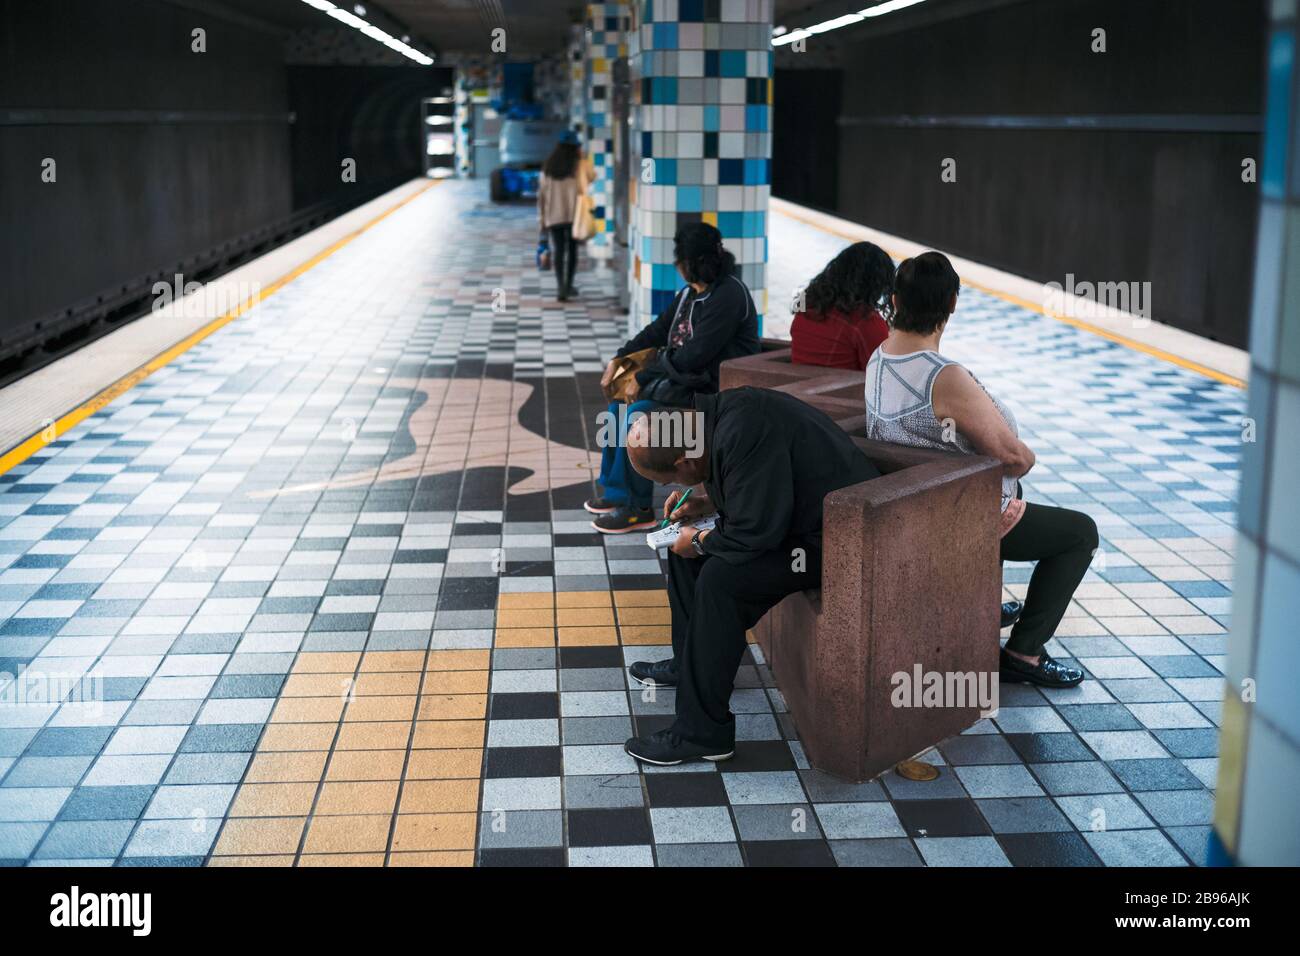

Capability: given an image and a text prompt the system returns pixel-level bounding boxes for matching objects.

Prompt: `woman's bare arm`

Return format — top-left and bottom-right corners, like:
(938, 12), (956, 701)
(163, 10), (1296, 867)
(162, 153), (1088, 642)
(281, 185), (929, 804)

(931, 364), (1035, 477)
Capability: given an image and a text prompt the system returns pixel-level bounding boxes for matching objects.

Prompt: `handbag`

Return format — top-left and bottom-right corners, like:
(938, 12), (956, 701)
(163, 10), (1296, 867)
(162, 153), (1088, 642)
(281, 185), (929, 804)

(572, 189), (596, 241)
(602, 347), (658, 403)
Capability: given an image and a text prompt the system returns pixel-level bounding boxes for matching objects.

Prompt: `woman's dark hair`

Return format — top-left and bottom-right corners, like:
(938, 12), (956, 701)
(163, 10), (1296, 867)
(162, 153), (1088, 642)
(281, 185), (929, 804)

(801, 241), (895, 319)
(673, 222), (735, 285)
(892, 251), (960, 335)
(542, 142), (580, 179)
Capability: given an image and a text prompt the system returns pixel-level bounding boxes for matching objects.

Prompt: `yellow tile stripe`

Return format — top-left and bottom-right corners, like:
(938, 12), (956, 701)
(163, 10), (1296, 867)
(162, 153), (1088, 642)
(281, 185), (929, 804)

(209, 647), (487, 866)
(0, 180), (439, 478)
(771, 203), (1246, 390)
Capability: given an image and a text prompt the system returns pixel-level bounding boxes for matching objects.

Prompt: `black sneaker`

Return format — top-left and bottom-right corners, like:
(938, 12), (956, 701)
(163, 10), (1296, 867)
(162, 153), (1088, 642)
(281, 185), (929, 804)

(592, 505), (656, 534)
(999, 648), (1084, 688)
(629, 658), (678, 687)
(1001, 601), (1023, 629)
(625, 728), (734, 766)
(583, 496), (620, 515)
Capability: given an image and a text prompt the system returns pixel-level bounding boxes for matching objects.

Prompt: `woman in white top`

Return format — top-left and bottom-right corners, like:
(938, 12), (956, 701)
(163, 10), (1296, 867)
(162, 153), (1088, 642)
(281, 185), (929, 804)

(865, 252), (1096, 689)
(537, 131), (589, 302)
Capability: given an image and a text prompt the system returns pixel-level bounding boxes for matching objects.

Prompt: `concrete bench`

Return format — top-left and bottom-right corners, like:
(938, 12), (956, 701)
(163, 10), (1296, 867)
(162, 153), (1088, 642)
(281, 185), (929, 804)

(720, 345), (1003, 782)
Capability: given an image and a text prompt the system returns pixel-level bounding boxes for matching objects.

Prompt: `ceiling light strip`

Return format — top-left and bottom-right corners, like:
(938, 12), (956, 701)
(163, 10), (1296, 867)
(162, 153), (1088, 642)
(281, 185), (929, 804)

(772, 0), (931, 46)
(300, 0), (433, 65)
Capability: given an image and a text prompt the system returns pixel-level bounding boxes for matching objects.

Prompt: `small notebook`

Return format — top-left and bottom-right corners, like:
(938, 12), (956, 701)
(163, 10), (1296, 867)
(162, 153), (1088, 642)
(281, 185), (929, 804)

(646, 513), (719, 551)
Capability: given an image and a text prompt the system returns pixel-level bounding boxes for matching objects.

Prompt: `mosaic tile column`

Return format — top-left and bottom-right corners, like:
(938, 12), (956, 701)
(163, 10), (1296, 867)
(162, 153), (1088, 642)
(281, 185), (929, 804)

(626, 0), (773, 332)
(582, 3), (630, 262)
(534, 51), (572, 122)
(568, 24), (586, 135)
(452, 58), (500, 179)
(1212, 0), (1300, 867)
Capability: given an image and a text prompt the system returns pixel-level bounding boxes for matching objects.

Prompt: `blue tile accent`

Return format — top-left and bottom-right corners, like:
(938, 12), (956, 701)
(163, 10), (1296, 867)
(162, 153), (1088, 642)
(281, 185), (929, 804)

(1263, 29), (1295, 199)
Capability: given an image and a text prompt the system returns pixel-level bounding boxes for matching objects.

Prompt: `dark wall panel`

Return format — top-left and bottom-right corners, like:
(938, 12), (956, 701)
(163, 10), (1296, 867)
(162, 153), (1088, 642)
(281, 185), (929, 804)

(0, 0), (293, 361)
(833, 0), (1266, 347)
(288, 65), (453, 210)
(773, 68), (841, 211)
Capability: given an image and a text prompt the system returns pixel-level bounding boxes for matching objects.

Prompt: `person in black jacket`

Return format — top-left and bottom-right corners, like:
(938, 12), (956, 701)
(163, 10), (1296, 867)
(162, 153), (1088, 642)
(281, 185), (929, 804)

(621, 387), (882, 765)
(587, 222), (759, 533)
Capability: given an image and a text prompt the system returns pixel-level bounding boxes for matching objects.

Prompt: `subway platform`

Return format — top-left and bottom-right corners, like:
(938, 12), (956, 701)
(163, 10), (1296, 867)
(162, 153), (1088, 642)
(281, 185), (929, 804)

(0, 180), (1242, 867)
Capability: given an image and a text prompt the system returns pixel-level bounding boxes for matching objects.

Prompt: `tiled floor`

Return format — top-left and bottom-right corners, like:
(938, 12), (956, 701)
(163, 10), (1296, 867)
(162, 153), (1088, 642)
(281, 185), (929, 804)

(0, 180), (1242, 866)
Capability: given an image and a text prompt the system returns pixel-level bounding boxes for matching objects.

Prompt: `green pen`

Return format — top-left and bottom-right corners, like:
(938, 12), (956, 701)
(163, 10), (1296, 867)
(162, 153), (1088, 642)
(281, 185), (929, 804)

(660, 487), (693, 528)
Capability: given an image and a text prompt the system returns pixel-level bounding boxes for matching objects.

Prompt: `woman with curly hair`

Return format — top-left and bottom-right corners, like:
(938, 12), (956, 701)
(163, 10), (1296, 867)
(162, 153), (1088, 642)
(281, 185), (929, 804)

(790, 241), (895, 370)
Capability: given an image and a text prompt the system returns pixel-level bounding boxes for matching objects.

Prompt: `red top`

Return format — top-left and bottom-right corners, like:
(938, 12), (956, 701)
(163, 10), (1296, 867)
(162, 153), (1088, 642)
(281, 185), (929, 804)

(790, 306), (889, 371)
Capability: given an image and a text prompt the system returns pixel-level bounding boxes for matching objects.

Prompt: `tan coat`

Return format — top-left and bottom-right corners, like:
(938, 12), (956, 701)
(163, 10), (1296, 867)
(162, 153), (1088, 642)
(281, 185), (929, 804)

(537, 159), (591, 230)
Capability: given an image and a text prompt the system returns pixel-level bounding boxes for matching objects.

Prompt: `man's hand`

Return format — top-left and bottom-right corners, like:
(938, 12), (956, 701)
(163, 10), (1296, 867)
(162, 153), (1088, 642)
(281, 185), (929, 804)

(600, 359), (618, 390)
(663, 489), (710, 522)
(669, 526), (703, 558)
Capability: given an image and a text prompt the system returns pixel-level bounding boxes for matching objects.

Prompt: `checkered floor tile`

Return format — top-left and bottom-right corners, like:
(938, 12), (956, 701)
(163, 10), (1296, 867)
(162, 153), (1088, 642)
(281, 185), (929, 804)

(0, 180), (1238, 866)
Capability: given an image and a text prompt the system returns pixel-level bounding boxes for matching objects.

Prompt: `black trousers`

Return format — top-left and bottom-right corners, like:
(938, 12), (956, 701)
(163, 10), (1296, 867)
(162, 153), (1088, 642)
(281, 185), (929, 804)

(1000, 501), (1098, 655)
(548, 223), (577, 293)
(665, 544), (821, 746)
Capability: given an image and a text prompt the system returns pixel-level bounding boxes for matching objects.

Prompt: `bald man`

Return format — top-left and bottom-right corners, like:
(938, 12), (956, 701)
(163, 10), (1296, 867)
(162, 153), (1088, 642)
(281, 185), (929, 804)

(622, 387), (881, 765)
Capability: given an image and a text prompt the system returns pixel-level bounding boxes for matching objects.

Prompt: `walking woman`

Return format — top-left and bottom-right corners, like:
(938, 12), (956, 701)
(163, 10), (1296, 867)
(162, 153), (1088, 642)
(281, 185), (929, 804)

(865, 252), (1097, 688)
(537, 130), (589, 301)
(587, 222), (760, 533)
(790, 241), (894, 370)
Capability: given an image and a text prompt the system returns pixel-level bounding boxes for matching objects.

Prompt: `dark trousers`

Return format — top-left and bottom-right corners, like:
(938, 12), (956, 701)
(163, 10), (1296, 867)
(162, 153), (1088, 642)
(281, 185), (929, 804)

(1000, 501), (1098, 655)
(548, 223), (577, 293)
(665, 544), (821, 746)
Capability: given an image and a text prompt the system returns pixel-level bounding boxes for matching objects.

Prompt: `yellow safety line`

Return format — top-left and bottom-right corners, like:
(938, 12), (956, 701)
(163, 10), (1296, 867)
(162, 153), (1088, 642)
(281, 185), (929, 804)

(0, 181), (439, 477)
(772, 203), (1246, 390)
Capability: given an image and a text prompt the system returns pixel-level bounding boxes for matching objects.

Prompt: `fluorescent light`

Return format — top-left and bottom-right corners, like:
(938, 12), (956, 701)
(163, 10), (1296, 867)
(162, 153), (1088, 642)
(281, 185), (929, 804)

(772, 0), (931, 45)
(808, 13), (864, 34)
(326, 8), (367, 30)
(862, 0), (930, 16)
(772, 29), (810, 47)
(299, 0), (433, 65)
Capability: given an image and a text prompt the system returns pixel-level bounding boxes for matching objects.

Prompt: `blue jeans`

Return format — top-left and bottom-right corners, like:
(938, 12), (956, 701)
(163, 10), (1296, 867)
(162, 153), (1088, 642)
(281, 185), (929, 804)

(597, 399), (658, 510)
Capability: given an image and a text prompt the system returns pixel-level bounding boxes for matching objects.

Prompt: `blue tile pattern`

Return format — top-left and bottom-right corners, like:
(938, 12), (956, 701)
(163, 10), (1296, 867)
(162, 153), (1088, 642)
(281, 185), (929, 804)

(0, 180), (1243, 866)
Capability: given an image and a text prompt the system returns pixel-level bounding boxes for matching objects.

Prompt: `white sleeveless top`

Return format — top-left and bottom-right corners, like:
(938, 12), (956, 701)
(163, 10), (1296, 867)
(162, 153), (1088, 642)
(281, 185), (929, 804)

(865, 349), (1019, 512)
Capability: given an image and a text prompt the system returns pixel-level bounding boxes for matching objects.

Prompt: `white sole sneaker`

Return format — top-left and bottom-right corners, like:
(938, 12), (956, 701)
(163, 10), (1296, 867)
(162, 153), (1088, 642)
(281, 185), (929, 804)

(624, 746), (735, 766)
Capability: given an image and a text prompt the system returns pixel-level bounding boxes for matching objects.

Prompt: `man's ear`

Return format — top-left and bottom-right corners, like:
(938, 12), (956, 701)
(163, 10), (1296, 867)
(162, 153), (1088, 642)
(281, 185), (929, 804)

(948, 292), (959, 315)
(676, 454), (704, 482)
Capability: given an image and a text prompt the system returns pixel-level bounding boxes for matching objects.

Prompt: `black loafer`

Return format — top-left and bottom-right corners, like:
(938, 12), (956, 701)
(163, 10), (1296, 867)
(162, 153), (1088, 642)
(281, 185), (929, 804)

(629, 658), (678, 687)
(1001, 601), (1024, 629)
(625, 729), (734, 766)
(999, 648), (1085, 688)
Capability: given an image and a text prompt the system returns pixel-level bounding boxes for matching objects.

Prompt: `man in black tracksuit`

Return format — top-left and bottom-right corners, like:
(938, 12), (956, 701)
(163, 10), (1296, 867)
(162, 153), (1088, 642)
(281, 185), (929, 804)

(622, 387), (881, 765)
